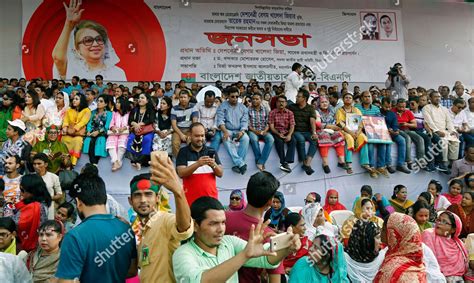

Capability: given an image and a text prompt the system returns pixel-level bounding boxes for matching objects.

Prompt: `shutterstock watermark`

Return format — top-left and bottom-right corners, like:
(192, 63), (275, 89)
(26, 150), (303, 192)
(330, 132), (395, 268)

(410, 138), (449, 173)
(94, 228), (135, 267)
(308, 19), (375, 73)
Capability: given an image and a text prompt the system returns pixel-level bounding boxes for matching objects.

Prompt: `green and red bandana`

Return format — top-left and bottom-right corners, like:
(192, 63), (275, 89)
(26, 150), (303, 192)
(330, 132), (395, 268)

(130, 179), (160, 194)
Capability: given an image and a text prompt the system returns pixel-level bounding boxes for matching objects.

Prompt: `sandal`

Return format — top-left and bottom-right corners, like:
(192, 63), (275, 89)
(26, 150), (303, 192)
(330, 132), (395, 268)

(346, 167), (353, 174)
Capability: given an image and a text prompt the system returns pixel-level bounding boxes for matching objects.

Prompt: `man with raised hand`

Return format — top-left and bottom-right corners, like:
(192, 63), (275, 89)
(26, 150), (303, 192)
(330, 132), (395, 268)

(130, 152), (193, 283)
(173, 196), (301, 283)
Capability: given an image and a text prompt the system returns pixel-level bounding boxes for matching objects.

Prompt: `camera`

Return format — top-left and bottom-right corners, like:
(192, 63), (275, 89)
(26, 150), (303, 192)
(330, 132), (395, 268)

(302, 65), (316, 80)
(387, 63), (402, 77)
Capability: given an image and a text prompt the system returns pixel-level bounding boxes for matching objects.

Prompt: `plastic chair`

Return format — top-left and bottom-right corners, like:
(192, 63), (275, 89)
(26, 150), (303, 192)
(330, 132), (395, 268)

(329, 210), (355, 228)
(287, 206), (303, 213)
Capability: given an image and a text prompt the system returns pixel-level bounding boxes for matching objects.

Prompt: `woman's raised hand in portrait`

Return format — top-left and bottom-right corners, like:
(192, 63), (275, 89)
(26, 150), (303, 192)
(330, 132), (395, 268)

(64, 0), (85, 25)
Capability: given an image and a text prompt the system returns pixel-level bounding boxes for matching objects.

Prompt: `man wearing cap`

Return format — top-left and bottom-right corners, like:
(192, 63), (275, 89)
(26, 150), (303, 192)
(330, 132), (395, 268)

(129, 155), (193, 283)
(0, 120), (28, 176)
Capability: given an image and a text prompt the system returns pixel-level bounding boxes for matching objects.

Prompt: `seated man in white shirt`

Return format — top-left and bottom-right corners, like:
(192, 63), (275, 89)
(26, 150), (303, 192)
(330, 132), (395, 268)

(422, 91), (460, 172)
(463, 97), (474, 147)
(194, 90), (220, 151)
(449, 98), (470, 158)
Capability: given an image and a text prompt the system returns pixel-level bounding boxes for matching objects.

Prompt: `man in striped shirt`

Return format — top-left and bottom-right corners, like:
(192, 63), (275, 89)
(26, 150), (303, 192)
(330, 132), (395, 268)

(171, 90), (199, 157)
(248, 93), (274, 171)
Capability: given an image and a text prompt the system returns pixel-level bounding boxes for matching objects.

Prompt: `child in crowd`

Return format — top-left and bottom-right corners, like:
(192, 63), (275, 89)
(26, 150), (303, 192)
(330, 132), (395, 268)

(427, 179), (451, 211)
(443, 179), (464, 205)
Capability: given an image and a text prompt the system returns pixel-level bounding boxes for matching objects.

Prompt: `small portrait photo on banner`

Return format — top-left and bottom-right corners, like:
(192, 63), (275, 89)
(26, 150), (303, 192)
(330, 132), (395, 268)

(379, 13), (398, 41)
(360, 12), (379, 40)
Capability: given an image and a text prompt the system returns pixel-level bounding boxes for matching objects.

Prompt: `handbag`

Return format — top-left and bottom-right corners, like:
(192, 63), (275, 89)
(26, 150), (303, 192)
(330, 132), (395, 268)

(135, 124), (154, 136)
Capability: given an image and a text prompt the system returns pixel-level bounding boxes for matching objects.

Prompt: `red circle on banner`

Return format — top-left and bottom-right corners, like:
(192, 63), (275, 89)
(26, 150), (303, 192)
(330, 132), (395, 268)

(22, 0), (166, 81)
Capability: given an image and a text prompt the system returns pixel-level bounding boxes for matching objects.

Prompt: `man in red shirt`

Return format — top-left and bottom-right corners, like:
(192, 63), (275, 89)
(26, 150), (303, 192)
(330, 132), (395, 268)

(393, 98), (429, 170)
(225, 171), (286, 282)
(176, 122), (223, 205)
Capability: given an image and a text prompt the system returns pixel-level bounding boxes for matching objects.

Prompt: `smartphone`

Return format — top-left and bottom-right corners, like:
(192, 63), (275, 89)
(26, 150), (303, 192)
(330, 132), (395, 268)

(270, 232), (293, 252)
(151, 151), (168, 164)
(208, 149), (215, 159)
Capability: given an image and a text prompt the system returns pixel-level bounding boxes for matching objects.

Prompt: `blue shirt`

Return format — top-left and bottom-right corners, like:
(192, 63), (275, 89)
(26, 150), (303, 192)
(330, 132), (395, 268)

(64, 84), (82, 95)
(216, 101), (249, 131)
(355, 103), (381, 116)
(382, 110), (399, 131)
(164, 90), (174, 97)
(55, 214), (137, 282)
(92, 84), (107, 95)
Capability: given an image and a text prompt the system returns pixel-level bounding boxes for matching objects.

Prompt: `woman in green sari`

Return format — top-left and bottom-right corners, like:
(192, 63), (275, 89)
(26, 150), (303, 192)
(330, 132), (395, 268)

(0, 91), (22, 143)
(31, 125), (69, 173)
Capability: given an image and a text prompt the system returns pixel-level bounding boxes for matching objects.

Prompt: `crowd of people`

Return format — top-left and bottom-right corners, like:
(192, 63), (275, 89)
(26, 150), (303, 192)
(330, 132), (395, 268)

(0, 68), (473, 282)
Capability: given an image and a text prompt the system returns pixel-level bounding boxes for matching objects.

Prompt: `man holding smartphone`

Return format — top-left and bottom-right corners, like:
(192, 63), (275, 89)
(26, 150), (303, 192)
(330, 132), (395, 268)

(176, 122), (223, 206)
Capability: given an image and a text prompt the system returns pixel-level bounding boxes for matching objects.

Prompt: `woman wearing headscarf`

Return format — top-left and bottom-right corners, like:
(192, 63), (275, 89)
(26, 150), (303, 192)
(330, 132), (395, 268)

(341, 198), (384, 246)
(323, 189), (347, 214)
(43, 91), (69, 129)
(264, 191), (290, 232)
(351, 185), (394, 218)
(289, 234), (349, 282)
(422, 211), (469, 282)
(225, 189), (246, 211)
(389, 184), (414, 213)
(302, 202), (338, 240)
(374, 212), (427, 283)
(31, 125), (69, 174)
(443, 179), (464, 206)
(447, 191), (474, 238)
(315, 96), (346, 173)
(344, 220), (386, 283)
(52, 0), (126, 80)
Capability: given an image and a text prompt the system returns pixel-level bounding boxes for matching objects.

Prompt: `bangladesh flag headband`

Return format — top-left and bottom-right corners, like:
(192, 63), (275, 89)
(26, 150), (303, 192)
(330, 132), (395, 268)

(131, 179), (160, 194)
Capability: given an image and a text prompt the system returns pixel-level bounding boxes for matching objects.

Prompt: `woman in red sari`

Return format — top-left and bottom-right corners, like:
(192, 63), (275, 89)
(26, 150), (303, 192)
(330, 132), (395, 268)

(323, 189), (347, 214)
(375, 212), (427, 283)
(12, 174), (51, 252)
(447, 191), (474, 238)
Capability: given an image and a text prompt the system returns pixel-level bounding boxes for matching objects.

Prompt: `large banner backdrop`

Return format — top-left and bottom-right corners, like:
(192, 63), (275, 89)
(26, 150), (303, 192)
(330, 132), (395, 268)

(21, 0), (405, 82)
